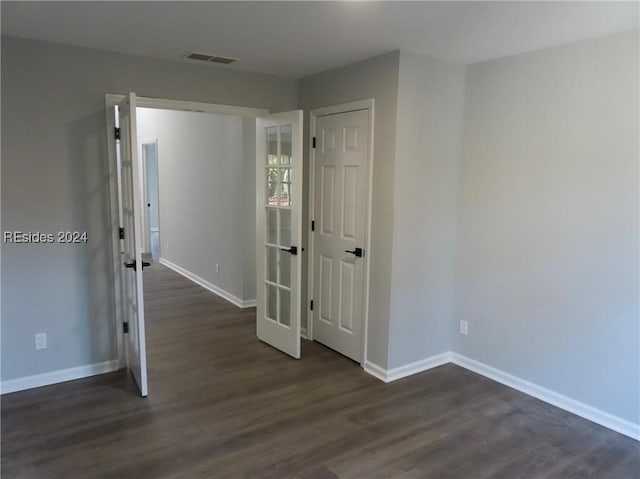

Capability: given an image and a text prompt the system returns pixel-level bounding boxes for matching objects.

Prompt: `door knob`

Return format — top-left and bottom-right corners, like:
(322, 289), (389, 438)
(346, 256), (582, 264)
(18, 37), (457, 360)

(345, 247), (363, 257)
(280, 246), (298, 255)
(123, 260), (151, 271)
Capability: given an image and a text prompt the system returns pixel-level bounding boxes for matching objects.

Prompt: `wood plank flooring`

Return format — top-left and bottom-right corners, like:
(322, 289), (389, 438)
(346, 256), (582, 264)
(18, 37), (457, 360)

(2, 262), (638, 478)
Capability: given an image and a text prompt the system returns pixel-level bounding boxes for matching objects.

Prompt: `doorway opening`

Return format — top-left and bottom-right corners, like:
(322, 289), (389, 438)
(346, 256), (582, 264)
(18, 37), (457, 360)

(106, 93), (268, 396)
(107, 94), (374, 397)
(141, 140), (160, 262)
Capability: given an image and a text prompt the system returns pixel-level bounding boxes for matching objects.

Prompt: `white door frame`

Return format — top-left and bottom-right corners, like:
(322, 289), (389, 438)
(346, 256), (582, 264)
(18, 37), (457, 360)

(140, 138), (159, 254)
(105, 93), (269, 368)
(307, 99), (375, 366)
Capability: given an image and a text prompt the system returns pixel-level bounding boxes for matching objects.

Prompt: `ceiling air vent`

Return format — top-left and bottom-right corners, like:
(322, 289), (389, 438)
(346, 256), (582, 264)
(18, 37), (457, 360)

(184, 52), (238, 65)
(210, 56), (236, 64)
(186, 52), (214, 61)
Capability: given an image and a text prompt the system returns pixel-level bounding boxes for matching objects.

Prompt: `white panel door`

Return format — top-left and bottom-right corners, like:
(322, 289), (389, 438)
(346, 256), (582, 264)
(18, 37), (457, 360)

(118, 93), (149, 396)
(256, 111), (303, 358)
(312, 109), (369, 362)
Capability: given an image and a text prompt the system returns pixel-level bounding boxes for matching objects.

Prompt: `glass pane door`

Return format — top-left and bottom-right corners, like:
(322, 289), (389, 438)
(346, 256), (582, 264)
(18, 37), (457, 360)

(255, 109), (302, 359)
(264, 125), (294, 328)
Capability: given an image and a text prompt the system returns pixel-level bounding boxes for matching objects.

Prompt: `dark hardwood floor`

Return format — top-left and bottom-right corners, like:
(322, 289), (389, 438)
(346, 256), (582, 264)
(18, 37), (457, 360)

(2, 262), (638, 478)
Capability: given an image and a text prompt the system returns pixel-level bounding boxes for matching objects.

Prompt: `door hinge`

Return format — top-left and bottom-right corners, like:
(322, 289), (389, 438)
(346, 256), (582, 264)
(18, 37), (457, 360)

(312, 137), (316, 149)
(123, 322), (129, 334)
(311, 220), (315, 231)
(310, 300), (314, 311)
(114, 127), (121, 140)
(119, 227), (125, 239)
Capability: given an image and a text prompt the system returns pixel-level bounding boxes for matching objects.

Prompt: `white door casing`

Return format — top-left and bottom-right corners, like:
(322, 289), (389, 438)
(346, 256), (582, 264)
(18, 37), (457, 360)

(106, 93), (269, 372)
(256, 110), (304, 358)
(311, 108), (371, 363)
(118, 93), (149, 396)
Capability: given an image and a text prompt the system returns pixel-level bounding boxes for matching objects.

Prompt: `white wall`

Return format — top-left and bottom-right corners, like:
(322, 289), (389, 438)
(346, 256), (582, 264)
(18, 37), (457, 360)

(298, 52), (400, 368)
(387, 52), (466, 369)
(297, 51), (466, 372)
(454, 30), (639, 424)
(137, 108), (252, 302)
(1, 35), (296, 383)
(241, 118), (258, 301)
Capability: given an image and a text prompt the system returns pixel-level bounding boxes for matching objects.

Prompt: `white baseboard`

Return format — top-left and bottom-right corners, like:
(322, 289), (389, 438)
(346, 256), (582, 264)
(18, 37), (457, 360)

(450, 353), (640, 441)
(387, 352), (452, 382)
(159, 257), (256, 309)
(363, 350), (638, 441)
(1, 360), (120, 395)
(364, 351), (451, 383)
(363, 361), (388, 382)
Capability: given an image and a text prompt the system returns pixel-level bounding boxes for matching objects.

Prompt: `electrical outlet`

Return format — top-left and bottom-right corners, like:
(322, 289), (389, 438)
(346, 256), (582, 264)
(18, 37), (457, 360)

(35, 332), (47, 350)
(216, 264), (220, 275)
(459, 320), (468, 336)
(165, 241), (170, 252)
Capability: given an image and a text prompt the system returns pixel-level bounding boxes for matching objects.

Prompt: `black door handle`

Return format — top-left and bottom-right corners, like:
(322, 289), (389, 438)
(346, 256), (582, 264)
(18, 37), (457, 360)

(280, 246), (298, 255)
(124, 260), (151, 271)
(345, 247), (363, 258)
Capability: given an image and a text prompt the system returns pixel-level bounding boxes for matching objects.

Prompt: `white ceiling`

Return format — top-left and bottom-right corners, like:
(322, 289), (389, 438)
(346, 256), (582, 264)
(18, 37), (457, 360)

(2, 1), (638, 78)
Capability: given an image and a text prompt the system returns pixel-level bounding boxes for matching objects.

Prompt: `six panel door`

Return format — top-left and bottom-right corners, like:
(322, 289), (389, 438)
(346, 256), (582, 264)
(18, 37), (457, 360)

(312, 109), (369, 362)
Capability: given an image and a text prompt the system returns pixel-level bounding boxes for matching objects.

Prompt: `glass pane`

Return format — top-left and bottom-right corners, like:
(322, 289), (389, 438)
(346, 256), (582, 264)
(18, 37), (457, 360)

(267, 284), (277, 320)
(279, 209), (291, 247)
(280, 168), (291, 207)
(280, 125), (292, 165)
(279, 288), (290, 327)
(267, 127), (278, 165)
(266, 246), (277, 283)
(280, 251), (291, 288)
(266, 208), (277, 245)
(266, 168), (279, 206)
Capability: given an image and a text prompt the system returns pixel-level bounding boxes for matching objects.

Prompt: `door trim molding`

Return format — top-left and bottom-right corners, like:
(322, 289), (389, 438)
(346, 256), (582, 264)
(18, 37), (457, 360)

(105, 93), (269, 369)
(106, 94), (269, 117)
(307, 99), (375, 367)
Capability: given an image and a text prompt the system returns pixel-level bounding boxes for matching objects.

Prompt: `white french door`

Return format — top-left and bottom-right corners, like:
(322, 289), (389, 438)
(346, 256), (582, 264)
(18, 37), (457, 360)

(117, 93), (149, 396)
(312, 108), (370, 362)
(256, 111), (303, 358)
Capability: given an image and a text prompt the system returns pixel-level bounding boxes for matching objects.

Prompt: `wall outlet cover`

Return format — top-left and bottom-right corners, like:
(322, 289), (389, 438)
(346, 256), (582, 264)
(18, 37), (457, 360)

(35, 332), (47, 350)
(459, 320), (468, 336)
